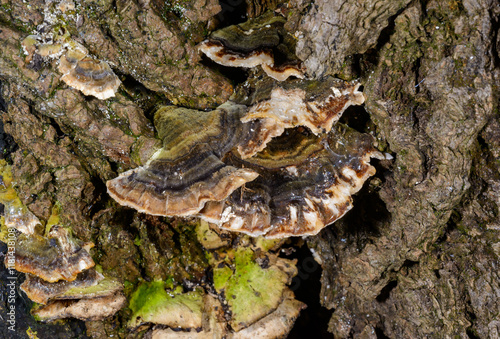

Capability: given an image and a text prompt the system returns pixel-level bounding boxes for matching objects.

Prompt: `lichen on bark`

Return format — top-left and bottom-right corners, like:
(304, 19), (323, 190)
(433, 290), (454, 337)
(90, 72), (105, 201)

(303, 0), (500, 337)
(0, 0), (499, 338)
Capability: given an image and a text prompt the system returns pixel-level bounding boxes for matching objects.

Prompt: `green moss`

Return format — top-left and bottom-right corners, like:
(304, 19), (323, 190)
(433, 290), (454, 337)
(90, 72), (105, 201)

(213, 247), (290, 330)
(128, 280), (203, 328)
(45, 201), (61, 235)
(133, 235), (141, 247)
(213, 265), (232, 290)
(129, 280), (174, 314)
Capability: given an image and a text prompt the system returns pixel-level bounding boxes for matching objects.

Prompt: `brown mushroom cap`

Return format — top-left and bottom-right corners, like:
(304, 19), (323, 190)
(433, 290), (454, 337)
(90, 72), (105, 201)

(149, 289), (305, 338)
(58, 47), (121, 100)
(230, 289), (306, 338)
(198, 125), (382, 238)
(11, 226), (95, 282)
(241, 83), (365, 135)
(198, 12), (303, 81)
(106, 103), (259, 216)
(21, 269), (104, 304)
(32, 292), (127, 322)
(107, 79), (380, 238)
(231, 76), (366, 160)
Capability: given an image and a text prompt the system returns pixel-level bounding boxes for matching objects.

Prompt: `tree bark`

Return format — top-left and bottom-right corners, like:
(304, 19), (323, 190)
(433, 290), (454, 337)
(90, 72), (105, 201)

(0, 0), (499, 338)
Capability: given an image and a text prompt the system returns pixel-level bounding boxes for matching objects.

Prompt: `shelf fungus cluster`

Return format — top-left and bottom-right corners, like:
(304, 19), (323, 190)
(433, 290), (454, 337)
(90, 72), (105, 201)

(14, 227), (125, 322)
(107, 76), (382, 238)
(0, 160), (125, 322)
(198, 12), (304, 81)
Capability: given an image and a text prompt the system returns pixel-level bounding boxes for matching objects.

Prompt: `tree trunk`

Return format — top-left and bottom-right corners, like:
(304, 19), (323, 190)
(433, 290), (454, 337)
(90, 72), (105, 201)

(0, 0), (499, 338)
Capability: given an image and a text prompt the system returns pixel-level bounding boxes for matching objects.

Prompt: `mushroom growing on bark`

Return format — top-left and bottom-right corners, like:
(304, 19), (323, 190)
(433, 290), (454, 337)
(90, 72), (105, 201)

(198, 11), (304, 81)
(11, 226), (95, 283)
(58, 44), (121, 100)
(107, 78), (381, 238)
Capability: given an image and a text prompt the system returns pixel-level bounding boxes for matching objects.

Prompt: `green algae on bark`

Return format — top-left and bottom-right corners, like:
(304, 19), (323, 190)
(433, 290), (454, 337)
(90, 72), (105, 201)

(212, 246), (297, 331)
(0, 159), (41, 236)
(128, 280), (204, 329)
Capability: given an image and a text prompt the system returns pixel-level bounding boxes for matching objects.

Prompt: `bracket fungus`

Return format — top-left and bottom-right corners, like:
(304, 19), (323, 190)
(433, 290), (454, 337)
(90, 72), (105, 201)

(203, 126), (383, 238)
(150, 290), (305, 338)
(30, 270), (125, 322)
(1, 160), (125, 320)
(107, 102), (260, 217)
(32, 292), (127, 322)
(241, 81), (365, 135)
(107, 77), (382, 238)
(234, 77), (366, 158)
(198, 12), (304, 81)
(20, 268), (104, 304)
(21, 32), (121, 100)
(128, 281), (204, 329)
(125, 231), (303, 336)
(212, 247), (298, 330)
(11, 226), (95, 283)
(58, 44), (121, 100)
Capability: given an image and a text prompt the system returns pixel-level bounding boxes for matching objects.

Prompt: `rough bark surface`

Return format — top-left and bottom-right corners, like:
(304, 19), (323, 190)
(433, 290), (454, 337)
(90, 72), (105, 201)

(292, 0), (412, 78)
(0, 0), (499, 338)
(306, 0), (500, 337)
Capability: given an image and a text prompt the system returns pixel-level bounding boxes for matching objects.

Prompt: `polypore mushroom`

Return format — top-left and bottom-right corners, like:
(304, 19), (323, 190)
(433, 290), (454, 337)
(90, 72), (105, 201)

(32, 292), (127, 322)
(106, 102), (260, 217)
(198, 12), (303, 81)
(228, 289), (306, 338)
(234, 76), (366, 157)
(21, 33), (121, 100)
(241, 82), (365, 135)
(211, 247), (298, 330)
(58, 43), (121, 100)
(107, 78), (381, 238)
(199, 125), (382, 238)
(20, 269), (124, 304)
(148, 276), (304, 339)
(128, 282), (204, 329)
(11, 226), (94, 282)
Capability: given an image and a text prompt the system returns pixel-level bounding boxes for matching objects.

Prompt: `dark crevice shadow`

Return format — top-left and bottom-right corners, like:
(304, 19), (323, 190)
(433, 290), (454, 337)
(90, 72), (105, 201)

(215, 0), (248, 28)
(115, 70), (165, 122)
(338, 104), (371, 134)
(376, 280), (397, 303)
(355, 1), (418, 78)
(375, 326), (391, 339)
(286, 242), (332, 339)
(0, 120), (18, 161)
(341, 188), (391, 239)
(199, 54), (249, 87)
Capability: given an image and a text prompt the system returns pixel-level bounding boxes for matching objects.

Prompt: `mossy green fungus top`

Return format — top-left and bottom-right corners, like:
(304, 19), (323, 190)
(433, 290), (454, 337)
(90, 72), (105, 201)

(128, 280), (204, 329)
(213, 247), (290, 331)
